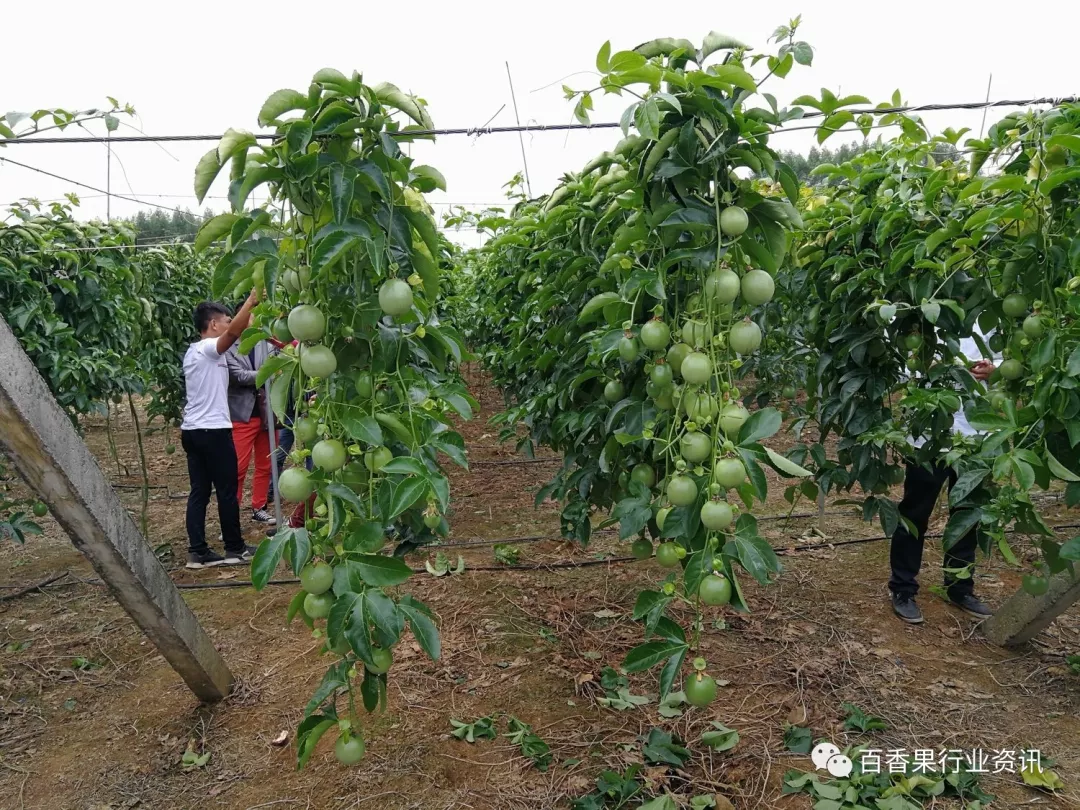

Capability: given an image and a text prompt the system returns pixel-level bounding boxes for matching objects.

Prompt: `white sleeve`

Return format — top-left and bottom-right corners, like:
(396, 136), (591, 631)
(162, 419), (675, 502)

(199, 337), (222, 359)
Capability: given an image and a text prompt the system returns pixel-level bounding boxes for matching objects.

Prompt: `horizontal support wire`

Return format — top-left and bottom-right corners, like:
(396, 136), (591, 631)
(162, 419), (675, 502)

(1, 97), (1075, 147)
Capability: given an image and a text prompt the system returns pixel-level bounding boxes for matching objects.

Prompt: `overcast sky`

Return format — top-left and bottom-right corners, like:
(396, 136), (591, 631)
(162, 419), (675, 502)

(3, 1), (1078, 247)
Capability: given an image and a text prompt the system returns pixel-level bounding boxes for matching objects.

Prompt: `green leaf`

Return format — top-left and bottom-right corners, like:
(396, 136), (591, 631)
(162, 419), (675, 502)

(1067, 345), (1080, 377)
(311, 231), (361, 278)
(286, 527), (312, 575)
(386, 477), (428, 520)
(194, 213), (240, 253)
(1040, 167), (1080, 195)
(622, 640), (688, 673)
(364, 589), (404, 647)
(373, 82), (433, 129)
(269, 364), (295, 422)
(1046, 449), (1080, 482)
(942, 508), (981, 552)
(710, 64), (757, 92)
(1031, 332), (1056, 372)
(700, 721), (740, 751)
(578, 292), (622, 324)
(258, 88), (308, 127)
(634, 98), (660, 140)
(949, 468), (988, 506)
(1047, 134), (1080, 154)
(329, 164), (354, 224)
(738, 408), (782, 445)
(348, 554), (413, 587)
(250, 527), (291, 589)
(217, 128), (255, 165)
(1060, 535), (1080, 561)
(296, 715), (336, 770)
(411, 165), (446, 192)
(341, 412), (382, 446)
(193, 148), (223, 204)
(596, 40), (612, 72)
(399, 595), (440, 660)
(764, 447), (812, 477)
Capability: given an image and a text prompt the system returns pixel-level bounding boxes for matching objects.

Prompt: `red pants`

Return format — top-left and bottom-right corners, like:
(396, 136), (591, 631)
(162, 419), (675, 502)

(233, 417), (271, 511)
(289, 494), (317, 528)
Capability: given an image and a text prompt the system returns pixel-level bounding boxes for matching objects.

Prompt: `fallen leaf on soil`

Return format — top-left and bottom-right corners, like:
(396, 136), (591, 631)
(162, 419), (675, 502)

(270, 730), (289, 746)
(713, 796), (735, 810)
(786, 704), (808, 726)
(216, 572), (238, 580)
(575, 672), (594, 688)
(593, 609), (620, 619)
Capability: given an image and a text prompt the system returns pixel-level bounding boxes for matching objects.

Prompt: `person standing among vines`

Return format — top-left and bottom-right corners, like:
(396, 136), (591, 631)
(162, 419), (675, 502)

(890, 327), (999, 624)
(181, 289), (260, 568)
(226, 338), (277, 526)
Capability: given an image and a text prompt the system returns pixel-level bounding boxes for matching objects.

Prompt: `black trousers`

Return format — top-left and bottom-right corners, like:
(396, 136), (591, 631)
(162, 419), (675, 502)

(889, 460), (978, 599)
(182, 428), (243, 554)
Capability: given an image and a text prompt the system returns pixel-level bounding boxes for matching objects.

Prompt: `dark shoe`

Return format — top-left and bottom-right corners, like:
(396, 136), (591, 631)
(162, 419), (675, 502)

(223, 545), (259, 565)
(251, 508), (277, 525)
(186, 550), (226, 569)
(891, 593), (924, 624)
(949, 593), (992, 619)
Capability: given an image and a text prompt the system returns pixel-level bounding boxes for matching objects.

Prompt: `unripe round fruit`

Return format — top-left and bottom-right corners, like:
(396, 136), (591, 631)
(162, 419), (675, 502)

(300, 344), (337, 378)
(681, 320), (713, 349)
(287, 304), (326, 342)
(704, 269), (741, 305)
(740, 269), (775, 306)
(335, 735), (366, 765)
(719, 404), (750, 437)
(640, 319), (671, 350)
(656, 507), (672, 532)
(278, 467), (314, 501)
(1022, 315), (1044, 339)
(685, 672), (718, 706)
(631, 538), (653, 560)
(379, 278), (414, 316)
(728, 319), (762, 355)
(618, 335), (639, 363)
(667, 343), (693, 376)
(1002, 293), (1028, 318)
(630, 463), (656, 488)
(366, 647), (393, 674)
(604, 380), (625, 402)
(781, 385), (797, 399)
(650, 363), (674, 388)
(680, 432), (713, 464)
(311, 439), (347, 471)
(299, 561), (334, 595)
(999, 358), (1023, 380)
(701, 500), (734, 531)
(713, 458), (746, 489)
(680, 352), (713, 385)
(304, 591), (335, 619)
(656, 541), (681, 568)
(904, 333), (923, 351)
(719, 206), (749, 237)
(667, 475), (698, 507)
(699, 574), (732, 606)
(364, 445), (393, 472)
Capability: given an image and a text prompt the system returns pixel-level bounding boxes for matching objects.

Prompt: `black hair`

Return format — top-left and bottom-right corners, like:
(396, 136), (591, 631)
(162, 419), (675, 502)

(193, 301), (231, 333)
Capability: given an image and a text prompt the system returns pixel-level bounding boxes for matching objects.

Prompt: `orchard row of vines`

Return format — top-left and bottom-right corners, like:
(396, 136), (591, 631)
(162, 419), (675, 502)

(453, 25), (1080, 705)
(190, 69), (472, 766)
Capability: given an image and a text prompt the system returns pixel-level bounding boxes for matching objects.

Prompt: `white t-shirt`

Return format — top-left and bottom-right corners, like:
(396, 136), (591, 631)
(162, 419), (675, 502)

(181, 337), (233, 430)
(910, 327), (1000, 447)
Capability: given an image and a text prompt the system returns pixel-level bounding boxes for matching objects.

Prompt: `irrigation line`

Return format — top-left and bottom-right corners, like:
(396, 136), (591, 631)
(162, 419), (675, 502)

(5, 521), (1078, 595)
(471, 458), (560, 466)
(1, 97), (1075, 147)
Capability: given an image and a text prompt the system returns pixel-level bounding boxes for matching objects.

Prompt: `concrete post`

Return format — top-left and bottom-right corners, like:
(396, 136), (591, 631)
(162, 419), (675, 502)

(0, 316), (232, 702)
(983, 570), (1080, 647)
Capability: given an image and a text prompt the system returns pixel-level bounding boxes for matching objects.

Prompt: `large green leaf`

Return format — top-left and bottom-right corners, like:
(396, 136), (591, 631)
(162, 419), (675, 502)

(347, 554), (413, 587)
(194, 213), (240, 253)
(258, 88), (308, 127)
(194, 148), (223, 204)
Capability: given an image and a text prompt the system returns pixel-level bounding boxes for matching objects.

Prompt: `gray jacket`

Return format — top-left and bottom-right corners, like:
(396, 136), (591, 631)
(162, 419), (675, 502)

(226, 341), (272, 424)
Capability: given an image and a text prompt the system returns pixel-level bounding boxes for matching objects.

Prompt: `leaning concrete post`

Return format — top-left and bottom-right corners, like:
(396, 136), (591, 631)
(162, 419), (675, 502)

(983, 571), (1080, 647)
(0, 316), (232, 701)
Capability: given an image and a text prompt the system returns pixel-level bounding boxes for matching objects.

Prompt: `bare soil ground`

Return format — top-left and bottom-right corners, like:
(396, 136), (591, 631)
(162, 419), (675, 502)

(1, 369), (1079, 810)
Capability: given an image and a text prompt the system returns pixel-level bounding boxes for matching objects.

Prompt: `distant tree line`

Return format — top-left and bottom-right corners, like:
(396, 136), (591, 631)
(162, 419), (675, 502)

(778, 140), (962, 187)
(128, 207), (212, 243)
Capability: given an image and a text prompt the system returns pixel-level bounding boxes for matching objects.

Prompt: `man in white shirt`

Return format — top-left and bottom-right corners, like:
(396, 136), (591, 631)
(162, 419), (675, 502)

(890, 331), (998, 624)
(181, 289), (259, 568)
